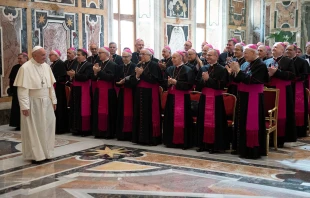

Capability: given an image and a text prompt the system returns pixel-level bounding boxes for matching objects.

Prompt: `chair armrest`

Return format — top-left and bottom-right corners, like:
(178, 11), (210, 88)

(267, 107), (277, 128)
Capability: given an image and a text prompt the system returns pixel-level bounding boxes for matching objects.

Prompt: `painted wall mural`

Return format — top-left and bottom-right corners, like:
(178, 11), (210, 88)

(166, 0), (189, 19)
(82, 14), (104, 51)
(275, 1), (297, 28)
(228, 29), (245, 43)
(32, 9), (78, 64)
(166, 24), (189, 53)
(0, 6), (27, 97)
(82, 0), (103, 9)
(32, 0), (77, 7)
(229, 0), (246, 26)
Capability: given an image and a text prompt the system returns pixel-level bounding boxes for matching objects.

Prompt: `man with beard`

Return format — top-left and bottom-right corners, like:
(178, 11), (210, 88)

(49, 49), (68, 134)
(227, 44), (269, 159)
(264, 42), (296, 147)
(130, 48), (163, 145)
(163, 51), (194, 149)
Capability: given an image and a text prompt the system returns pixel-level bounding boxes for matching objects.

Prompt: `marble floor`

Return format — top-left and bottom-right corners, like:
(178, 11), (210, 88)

(0, 125), (310, 198)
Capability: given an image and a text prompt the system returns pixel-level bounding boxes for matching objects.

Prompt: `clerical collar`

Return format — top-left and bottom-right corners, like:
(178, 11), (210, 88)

(124, 62), (131, 66)
(227, 52), (234, 57)
(30, 58), (41, 66)
(93, 54), (98, 57)
(165, 57), (171, 61)
(273, 55), (283, 61)
(80, 60), (86, 64)
(142, 60), (150, 64)
(209, 62), (217, 67)
(175, 63), (183, 67)
(103, 59), (109, 63)
(237, 56), (244, 60)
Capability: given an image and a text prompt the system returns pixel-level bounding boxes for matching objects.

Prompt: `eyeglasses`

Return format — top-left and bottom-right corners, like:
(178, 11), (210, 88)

(91, 48), (97, 50)
(122, 56), (131, 58)
(139, 53), (150, 56)
(98, 52), (105, 54)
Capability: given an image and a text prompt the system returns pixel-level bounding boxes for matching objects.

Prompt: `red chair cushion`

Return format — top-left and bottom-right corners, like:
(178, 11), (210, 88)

(265, 120), (276, 129)
(227, 120), (233, 127)
(223, 95), (235, 116)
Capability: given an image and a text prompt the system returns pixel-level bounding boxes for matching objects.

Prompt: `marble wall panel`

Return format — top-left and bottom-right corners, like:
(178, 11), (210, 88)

(208, 0), (220, 26)
(302, 3), (310, 47)
(166, 24), (189, 52)
(229, 0), (246, 26)
(32, 10), (78, 64)
(82, 0), (103, 9)
(0, 6), (26, 97)
(265, 4), (271, 46)
(275, 1), (297, 28)
(32, 0), (77, 7)
(82, 14), (104, 51)
(165, 0), (189, 19)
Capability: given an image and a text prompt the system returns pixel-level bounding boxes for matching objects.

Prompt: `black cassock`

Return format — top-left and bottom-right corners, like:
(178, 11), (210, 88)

(152, 56), (159, 63)
(69, 61), (93, 136)
(131, 52), (140, 64)
(87, 54), (100, 64)
(64, 59), (78, 71)
(195, 63), (229, 152)
(51, 59), (68, 134)
(218, 52), (234, 66)
(265, 56), (296, 145)
(92, 60), (118, 138)
(112, 54), (123, 65)
(9, 64), (22, 128)
(160, 57), (173, 70)
(115, 62), (137, 140)
(233, 58), (269, 159)
(130, 60), (163, 145)
(292, 56), (308, 137)
(163, 65), (194, 149)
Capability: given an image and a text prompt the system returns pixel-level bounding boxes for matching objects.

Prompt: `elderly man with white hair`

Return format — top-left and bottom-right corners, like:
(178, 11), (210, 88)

(130, 48), (163, 145)
(257, 45), (268, 61)
(14, 46), (57, 164)
(92, 46), (118, 139)
(227, 44), (269, 159)
(131, 38), (145, 64)
(163, 50), (194, 149)
(49, 49), (68, 134)
(264, 42), (296, 147)
(115, 48), (137, 140)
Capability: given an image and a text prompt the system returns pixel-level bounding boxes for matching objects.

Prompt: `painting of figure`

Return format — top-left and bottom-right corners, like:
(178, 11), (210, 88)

(166, 0), (189, 19)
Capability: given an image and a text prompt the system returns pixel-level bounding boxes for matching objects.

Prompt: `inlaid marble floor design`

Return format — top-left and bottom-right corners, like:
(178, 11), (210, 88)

(0, 125), (310, 198)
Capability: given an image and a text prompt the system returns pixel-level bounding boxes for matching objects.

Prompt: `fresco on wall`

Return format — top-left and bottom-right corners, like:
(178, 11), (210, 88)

(33, 0), (77, 7)
(166, 0), (189, 19)
(32, 9), (78, 64)
(0, 6), (27, 97)
(82, 14), (104, 51)
(275, 1), (297, 28)
(228, 29), (245, 43)
(82, 0), (103, 9)
(229, 0), (246, 26)
(166, 24), (189, 53)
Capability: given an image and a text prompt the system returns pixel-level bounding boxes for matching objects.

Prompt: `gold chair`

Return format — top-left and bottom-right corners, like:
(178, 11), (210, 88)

(264, 88), (279, 155)
(190, 91), (201, 124)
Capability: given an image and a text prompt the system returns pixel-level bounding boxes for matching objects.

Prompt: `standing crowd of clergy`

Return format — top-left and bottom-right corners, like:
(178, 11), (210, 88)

(9, 38), (310, 163)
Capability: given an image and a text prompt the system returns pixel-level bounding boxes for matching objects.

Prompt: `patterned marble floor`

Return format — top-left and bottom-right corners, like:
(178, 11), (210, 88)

(0, 125), (310, 198)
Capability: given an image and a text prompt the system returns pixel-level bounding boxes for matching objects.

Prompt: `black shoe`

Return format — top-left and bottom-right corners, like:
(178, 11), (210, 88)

(15, 127), (20, 131)
(196, 148), (206, 152)
(231, 150), (238, 155)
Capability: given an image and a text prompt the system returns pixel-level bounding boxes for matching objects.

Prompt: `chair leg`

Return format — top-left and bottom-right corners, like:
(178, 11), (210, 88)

(274, 130), (277, 151)
(266, 132), (269, 156)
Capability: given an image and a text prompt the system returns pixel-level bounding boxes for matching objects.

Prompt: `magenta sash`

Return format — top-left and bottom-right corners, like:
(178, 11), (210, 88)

(201, 88), (222, 144)
(168, 87), (190, 144)
(295, 81), (305, 126)
(238, 83), (263, 148)
(137, 80), (160, 137)
(123, 86), (133, 132)
(72, 80), (91, 131)
(96, 80), (113, 131)
(269, 78), (291, 137)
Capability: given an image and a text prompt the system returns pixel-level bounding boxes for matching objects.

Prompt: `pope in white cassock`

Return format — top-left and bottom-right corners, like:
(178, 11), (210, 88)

(14, 46), (57, 164)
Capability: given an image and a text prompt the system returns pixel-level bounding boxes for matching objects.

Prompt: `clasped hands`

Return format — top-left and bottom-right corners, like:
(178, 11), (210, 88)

(267, 66), (277, 77)
(168, 76), (177, 86)
(225, 61), (240, 76)
(67, 70), (75, 78)
(93, 63), (100, 75)
(135, 67), (144, 79)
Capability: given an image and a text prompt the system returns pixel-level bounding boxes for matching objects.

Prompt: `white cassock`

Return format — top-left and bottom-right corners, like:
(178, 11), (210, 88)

(14, 58), (57, 161)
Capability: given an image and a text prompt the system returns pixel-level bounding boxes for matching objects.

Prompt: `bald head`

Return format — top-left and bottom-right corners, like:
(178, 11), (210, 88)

(171, 52), (183, 66)
(272, 42), (285, 58)
(90, 44), (98, 55)
(184, 41), (192, 51)
(32, 48), (46, 64)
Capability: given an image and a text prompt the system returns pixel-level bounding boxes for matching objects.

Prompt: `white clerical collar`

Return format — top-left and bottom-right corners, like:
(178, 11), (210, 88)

(30, 58), (41, 66)
(209, 62), (217, 66)
(124, 62), (131, 66)
(176, 63), (183, 67)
